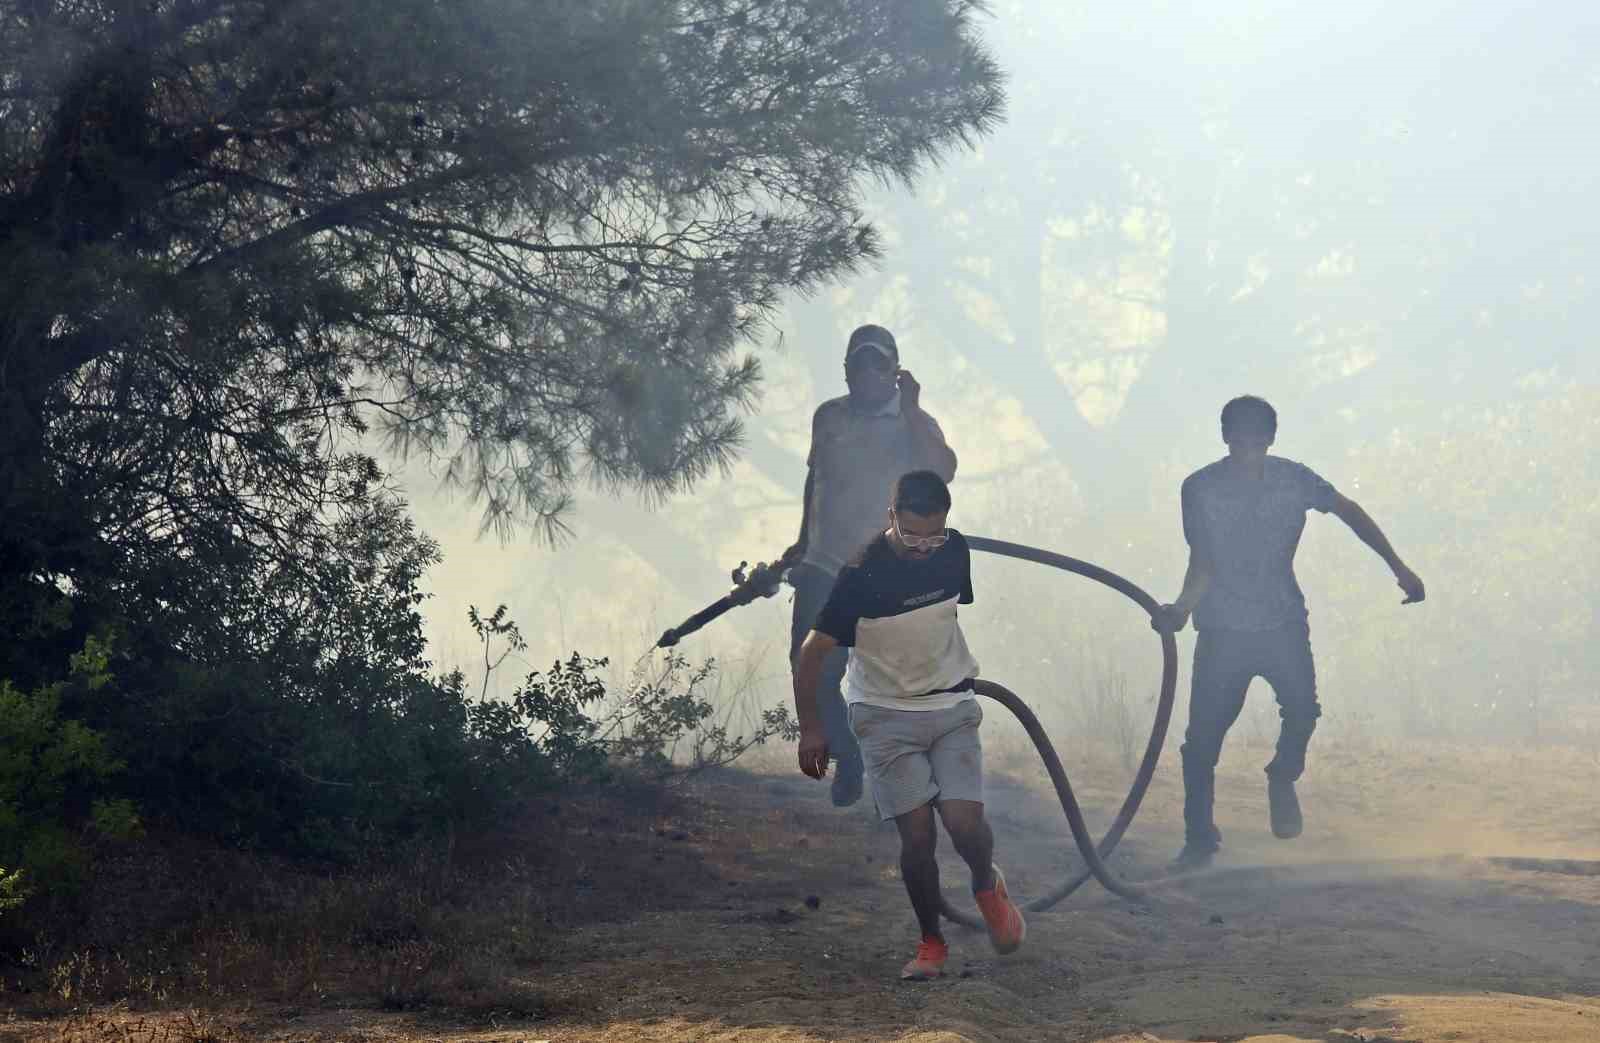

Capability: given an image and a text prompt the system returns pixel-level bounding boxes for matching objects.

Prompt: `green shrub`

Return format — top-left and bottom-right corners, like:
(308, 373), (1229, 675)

(466, 604), (799, 787)
(2, 577), (792, 909)
(0, 632), (141, 901)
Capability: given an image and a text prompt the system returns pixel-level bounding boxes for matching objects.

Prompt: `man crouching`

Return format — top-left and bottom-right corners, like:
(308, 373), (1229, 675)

(792, 470), (1025, 980)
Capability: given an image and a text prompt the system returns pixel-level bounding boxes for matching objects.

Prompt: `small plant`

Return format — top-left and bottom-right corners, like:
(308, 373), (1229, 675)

(0, 865), (29, 912)
(1085, 657), (1142, 776)
(604, 651), (800, 781)
(466, 605), (798, 787)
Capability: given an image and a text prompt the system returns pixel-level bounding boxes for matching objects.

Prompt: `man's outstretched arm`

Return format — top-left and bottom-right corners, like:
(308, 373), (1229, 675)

(1329, 494), (1425, 604)
(793, 629), (839, 779)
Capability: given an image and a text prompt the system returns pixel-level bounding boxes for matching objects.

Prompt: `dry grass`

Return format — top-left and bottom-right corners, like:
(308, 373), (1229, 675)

(36, 1010), (241, 1043)
(1, 731), (1597, 1043)
(0, 780), (710, 1025)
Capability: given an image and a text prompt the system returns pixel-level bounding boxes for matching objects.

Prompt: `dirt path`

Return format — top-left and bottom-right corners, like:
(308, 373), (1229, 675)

(19, 745), (1600, 1043)
(500, 765), (1600, 1043)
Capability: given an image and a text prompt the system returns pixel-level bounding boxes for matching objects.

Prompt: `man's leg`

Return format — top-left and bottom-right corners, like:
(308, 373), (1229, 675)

(937, 798), (1024, 954)
(894, 804), (945, 942)
(1178, 628), (1255, 863)
(1259, 622), (1321, 839)
(935, 799), (993, 891)
(788, 565), (863, 804)
(928, 700), (1024, 954)
(815, 645), (863, 804)
(849, 704), (947, 979)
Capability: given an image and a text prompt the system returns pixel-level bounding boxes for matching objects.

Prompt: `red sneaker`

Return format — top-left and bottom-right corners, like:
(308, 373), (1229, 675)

(900, 936), (949, 980)
(974, 865), (1026, 954)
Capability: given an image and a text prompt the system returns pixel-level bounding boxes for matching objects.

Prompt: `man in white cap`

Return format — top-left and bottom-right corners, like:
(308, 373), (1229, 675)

(784, 324), (958, 807)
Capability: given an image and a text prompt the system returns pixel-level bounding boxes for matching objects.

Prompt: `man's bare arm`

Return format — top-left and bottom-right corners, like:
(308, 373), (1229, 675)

(793, 630), (838, 778)
(784, 467), (815, 564)
(1330, 494), (1425, 603)
(910, 410), (958, 481)
(1154, 546), (1212, 632)
(898, 369), (958, 481)
(1172, 547), (1213, 617)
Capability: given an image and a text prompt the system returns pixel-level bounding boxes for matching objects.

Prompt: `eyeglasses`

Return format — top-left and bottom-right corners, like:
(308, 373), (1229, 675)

(892, 511), (948, 550)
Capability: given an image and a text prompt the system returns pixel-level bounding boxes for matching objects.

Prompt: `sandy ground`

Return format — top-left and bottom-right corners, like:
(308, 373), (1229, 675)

(13, 730), (1600, 1043)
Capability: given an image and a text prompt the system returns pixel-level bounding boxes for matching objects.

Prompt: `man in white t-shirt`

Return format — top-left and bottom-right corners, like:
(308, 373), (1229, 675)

(792, 470), (1023, 982)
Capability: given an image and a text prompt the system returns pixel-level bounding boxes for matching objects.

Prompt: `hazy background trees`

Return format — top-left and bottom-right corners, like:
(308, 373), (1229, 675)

(413, 0), (1599, 753)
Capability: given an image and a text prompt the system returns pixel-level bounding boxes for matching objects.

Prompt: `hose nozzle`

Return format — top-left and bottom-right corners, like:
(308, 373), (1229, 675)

(651, 552), (791, 650)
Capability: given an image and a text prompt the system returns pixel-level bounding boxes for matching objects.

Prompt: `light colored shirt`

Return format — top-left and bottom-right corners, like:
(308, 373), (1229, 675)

(802, 391), (951, 575)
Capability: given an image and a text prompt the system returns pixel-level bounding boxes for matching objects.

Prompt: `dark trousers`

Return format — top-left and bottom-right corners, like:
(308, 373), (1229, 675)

(789, 563), (863, 782)
(1181, 621), (1320, 849)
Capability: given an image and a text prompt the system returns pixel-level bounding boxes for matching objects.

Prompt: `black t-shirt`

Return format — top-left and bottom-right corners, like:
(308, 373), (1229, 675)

(813, 531), (978, 707)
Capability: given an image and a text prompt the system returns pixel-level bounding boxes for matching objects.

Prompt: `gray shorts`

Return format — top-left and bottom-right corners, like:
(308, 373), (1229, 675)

(847, 698), (985, 821)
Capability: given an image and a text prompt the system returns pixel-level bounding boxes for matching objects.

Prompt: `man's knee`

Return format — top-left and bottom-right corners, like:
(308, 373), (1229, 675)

(1268, 628), (1318, 721)
(1268, 716), (1316, 778)
(1276, 696), (1321, 730)
(1180, 736), (1226, 773)
(937, 798), (983, 828)
(934, 799), (987, 845)
(896, 806), (938, 860)
(1184, 691), (1248, 767)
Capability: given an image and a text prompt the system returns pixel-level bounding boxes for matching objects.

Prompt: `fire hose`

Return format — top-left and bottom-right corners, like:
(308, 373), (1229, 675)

(656, 535), (1179, 921)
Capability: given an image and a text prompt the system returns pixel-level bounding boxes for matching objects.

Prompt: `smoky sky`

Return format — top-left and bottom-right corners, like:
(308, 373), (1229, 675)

(398, 0), (1600, 749)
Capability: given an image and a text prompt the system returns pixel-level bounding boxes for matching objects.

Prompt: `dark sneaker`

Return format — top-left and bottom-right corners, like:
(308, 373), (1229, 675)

(1169, 844), (1216, 873)
(830, 768), (863, 808)
(1268, 775), (1302, 839)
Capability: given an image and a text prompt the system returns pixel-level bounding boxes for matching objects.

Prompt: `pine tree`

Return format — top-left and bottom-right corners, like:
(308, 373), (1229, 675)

(0, 0), (1004, 659)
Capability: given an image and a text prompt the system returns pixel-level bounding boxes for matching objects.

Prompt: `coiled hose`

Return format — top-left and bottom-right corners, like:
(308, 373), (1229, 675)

(653, 534), (1180, 920)
(936, 536), (1179, 926)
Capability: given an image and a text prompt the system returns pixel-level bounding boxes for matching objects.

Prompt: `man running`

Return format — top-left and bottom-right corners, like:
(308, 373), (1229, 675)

(793, 470), (1024, 981)
(1153, 396), (1425, 869)
(784, 324), (958, 807)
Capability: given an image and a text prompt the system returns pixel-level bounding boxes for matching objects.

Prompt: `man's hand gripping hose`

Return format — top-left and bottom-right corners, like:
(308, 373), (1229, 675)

(653, 535), (1179, 920)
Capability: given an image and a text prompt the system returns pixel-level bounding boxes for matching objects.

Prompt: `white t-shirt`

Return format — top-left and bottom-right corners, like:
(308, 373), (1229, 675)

(814, 531), (979, 711)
